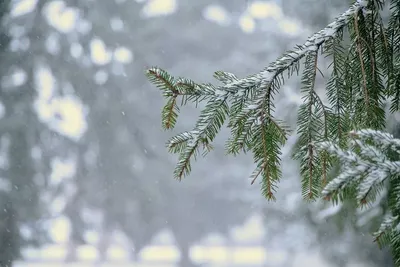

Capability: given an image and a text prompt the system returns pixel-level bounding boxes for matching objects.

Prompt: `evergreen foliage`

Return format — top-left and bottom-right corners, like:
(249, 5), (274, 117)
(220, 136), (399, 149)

(146, 0), (400, 265)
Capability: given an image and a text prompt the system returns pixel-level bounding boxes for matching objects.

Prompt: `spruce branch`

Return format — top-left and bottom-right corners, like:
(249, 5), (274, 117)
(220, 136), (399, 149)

(317, 130), (400, 207)
(146, 67), (178, 96)
(324, 36), (351, 149)
(146, 0), (379, 193)
(145, 0), (400, 264)
(350, 129), (400, 154)
(172, 95), (229, 180)
(162, 97), (179, 130)
(204, 0), (370, 94)
(373, 214), (399, 248)
(293, 51), (324, 200)
(354, 12), (370, 111)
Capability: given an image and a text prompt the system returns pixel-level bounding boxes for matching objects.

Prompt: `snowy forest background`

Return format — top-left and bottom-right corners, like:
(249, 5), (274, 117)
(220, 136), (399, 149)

(0, 0), (396, 266)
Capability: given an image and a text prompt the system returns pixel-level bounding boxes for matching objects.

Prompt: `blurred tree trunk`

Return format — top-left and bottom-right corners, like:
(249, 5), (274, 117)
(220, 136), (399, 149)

(65, 147), (88, 262)
(173, 235), (201, 267)
(0, 1), (23, 266)
(0, 199), (18, 267)
(177, 243), (195, 267)
(96, 228), (111, 264)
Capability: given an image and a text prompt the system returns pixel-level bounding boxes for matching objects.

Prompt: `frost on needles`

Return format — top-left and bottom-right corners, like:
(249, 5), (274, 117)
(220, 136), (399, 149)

(146, 0), (400, 264)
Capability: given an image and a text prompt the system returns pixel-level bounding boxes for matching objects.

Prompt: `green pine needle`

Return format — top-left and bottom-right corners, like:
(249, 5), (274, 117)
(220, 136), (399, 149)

(146, 1), (400, 263)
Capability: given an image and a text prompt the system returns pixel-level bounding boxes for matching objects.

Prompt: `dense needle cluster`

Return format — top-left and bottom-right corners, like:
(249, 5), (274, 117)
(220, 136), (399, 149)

(146, 0), (400, 263)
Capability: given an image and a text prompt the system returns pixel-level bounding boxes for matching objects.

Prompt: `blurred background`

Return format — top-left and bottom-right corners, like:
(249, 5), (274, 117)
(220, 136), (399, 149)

(0, 0), (395, 266)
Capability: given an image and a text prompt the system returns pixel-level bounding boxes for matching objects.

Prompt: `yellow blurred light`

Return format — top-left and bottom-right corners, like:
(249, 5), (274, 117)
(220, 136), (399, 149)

(278, 19), (300, 36)
(248, 1), (283, 20)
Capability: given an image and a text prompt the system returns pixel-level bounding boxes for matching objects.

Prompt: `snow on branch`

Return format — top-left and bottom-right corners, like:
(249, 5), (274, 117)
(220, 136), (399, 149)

(146, 0), (400, 261)
(350, 129), (400, 154)
(217, 0), (371, 93)
(317, 129), (400, 204)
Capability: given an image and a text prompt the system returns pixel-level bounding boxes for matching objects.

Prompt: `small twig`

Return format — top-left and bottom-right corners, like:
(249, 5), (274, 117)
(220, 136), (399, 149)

(354, 13), (370, 109)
